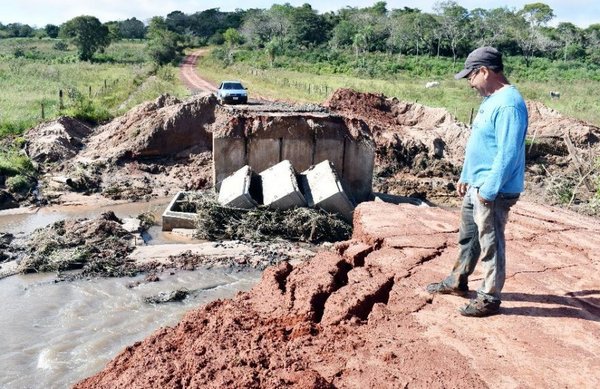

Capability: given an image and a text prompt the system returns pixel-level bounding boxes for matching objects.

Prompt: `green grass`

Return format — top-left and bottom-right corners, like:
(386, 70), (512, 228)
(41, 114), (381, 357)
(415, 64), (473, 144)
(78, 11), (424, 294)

(199, 48), (600, 126)
(0, 38), (188, 136)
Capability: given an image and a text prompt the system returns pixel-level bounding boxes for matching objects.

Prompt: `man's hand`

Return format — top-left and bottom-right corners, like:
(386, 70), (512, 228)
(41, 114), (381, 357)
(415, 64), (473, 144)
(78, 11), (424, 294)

(456, 182), (468, 197)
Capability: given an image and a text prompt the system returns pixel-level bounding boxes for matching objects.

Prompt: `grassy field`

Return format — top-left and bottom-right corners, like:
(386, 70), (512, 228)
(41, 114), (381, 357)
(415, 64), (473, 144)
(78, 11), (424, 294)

(0, 38), (188, 136)
(198, 48), (600, 127)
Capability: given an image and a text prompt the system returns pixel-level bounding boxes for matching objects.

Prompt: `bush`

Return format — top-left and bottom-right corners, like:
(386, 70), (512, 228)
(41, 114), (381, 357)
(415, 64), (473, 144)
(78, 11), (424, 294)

(62, 95), (111, 124)
(0, 151), (35, 177)
(6, 174), (34, 193)
(53, 41), (69, 51)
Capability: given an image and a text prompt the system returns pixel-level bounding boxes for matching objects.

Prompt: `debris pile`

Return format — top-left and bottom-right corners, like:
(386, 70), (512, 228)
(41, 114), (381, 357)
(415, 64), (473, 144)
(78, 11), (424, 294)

(17, 211), (138, 277)
(196, 192), (351, 243)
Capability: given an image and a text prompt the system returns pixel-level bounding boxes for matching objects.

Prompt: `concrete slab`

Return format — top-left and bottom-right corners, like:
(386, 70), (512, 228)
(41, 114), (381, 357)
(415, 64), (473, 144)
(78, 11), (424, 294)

(161, 191), (197, 231)
(213, 137), (246, 190)
(217, 165), (259, 209)
(281, 138), (314, 172)
(343, 138), (375, 202)
(299, 160), (355, 222)
(260, 160), (306, 209)
(248, 138), (280, 173)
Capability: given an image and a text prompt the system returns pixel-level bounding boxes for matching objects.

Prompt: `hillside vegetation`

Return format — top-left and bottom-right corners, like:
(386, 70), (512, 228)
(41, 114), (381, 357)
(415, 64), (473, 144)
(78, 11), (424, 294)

(0, 39), (186, 137)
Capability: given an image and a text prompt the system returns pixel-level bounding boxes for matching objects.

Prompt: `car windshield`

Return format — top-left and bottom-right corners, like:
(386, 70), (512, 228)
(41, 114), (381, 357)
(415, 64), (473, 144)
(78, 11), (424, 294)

(223, 83), (244, 90)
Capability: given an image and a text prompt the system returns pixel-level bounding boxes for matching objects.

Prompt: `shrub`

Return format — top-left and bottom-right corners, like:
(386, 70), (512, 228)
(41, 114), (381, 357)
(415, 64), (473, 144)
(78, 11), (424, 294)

(63, 95), (111, 124)
(53, 41), (69, 51)
(6, 174), (34, 193)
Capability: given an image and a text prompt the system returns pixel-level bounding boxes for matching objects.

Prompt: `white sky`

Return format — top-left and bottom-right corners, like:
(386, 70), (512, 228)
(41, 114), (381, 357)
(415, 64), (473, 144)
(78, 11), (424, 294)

(1, 0), (598, 28)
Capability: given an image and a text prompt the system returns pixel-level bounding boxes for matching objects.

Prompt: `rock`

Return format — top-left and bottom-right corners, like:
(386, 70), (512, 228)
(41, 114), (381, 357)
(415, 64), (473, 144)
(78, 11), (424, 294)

(143, 289), (190, 304)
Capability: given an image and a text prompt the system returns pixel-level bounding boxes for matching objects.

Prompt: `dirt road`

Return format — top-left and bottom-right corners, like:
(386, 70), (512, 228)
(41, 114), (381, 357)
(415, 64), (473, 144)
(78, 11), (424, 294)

(179, 49), (218, 93)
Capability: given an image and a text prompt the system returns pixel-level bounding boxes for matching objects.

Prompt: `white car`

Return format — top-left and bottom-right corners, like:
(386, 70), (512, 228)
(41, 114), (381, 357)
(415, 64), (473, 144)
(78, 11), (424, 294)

(216, 80), (248, 104)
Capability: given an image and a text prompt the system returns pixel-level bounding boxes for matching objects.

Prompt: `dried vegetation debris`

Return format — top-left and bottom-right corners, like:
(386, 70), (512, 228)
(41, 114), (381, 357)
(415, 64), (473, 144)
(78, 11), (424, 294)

(16, 211), (138, 277)
(188, 192), (352, 243)
(524, 101), (600, 212)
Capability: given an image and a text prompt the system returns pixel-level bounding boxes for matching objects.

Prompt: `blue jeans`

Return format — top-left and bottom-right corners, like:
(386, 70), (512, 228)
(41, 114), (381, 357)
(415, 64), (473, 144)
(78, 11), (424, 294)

(443, 186), (519, 302)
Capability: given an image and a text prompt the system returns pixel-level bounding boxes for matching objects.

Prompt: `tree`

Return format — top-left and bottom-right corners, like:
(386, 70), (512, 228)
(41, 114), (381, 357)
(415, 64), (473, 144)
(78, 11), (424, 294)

(519, 3), (555, 28)
(119, 18), (145, 39)
(60, 16), (110, 61)
(166, 11), (189, 34)
(146, 16), (182, 65)
(330, 20), (357, 49)
(511, 3), (555, 66)
(434, 1), (470, 62)
(45, 24), (59, 38)
(223, 28), (243, 47)
(584, 24), (600, 61)
(104, 21), (121, 41)
(288, 4), (329, 47)
(470, 8), (516, 48)
(556, 22), (583, 61)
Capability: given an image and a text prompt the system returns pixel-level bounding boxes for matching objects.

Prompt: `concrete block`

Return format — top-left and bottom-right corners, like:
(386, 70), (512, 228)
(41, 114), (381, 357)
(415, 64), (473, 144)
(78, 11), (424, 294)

(217, 165), (260, 209)
(260, 160), (306, 209)
(161, 191), (197, 231)
(213, 137), (246, 191)
(343, 138), (375, 202)
(248, 138), (280, 173)
(281, 138), (314, 172)
(299, 160), (355, 222)
(314, 138), (344, 173)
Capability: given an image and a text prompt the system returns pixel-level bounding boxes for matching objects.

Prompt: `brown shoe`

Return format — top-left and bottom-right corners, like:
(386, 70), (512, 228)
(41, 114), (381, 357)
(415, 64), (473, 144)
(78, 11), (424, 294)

(426, 281), (468, 297)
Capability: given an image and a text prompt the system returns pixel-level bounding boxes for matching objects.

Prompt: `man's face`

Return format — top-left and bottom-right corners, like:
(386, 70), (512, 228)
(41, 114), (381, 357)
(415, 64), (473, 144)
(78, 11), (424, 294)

(467, 67), (487, 96)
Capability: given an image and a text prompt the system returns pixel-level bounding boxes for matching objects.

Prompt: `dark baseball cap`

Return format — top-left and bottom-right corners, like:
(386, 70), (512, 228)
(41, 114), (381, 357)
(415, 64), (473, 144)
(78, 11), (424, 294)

(454, 46), (504, 79)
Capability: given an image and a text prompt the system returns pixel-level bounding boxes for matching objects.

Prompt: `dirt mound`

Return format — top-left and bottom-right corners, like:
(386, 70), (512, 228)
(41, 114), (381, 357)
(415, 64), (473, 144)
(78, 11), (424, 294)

(76, 200), (600, 388)
(325, 88), (469, 203)
(324, 88), (457, 129)
(81, 93), (217, 162)
(37, 94), (218, 203)
(525, 101), (600, 212)
(24, 116), (93, 164)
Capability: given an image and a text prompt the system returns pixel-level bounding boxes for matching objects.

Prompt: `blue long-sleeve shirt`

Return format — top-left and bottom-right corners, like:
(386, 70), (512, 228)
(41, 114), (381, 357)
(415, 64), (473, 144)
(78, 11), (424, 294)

(460, 85), (528, 201)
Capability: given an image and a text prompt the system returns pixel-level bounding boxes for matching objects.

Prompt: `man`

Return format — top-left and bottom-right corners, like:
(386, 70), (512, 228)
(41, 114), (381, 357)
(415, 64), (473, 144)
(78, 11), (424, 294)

(426, 46), (528, 317)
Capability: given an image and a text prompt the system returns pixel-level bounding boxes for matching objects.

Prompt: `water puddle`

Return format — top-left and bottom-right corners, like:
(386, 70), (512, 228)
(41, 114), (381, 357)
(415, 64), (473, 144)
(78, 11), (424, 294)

(0, 268), (261, 388)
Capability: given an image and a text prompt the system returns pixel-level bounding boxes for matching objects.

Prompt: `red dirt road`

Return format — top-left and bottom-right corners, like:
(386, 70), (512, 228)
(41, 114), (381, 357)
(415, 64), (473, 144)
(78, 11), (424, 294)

(76, 200), (600, 388)
(179, 49), (217, 93)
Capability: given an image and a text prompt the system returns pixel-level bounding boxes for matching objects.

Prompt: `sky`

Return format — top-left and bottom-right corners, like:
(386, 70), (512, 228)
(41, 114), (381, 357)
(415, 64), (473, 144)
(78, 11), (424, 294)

(1, 0), (599, 29)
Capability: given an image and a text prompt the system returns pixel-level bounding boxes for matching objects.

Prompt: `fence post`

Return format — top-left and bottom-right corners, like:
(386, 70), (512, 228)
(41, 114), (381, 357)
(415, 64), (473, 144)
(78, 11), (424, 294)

(41, 103), (45, 119)
(59, 89), (64, 109)
(469, 107), (475, 125)
(88, 85), (92, 98)
(104, 79), (107, 89)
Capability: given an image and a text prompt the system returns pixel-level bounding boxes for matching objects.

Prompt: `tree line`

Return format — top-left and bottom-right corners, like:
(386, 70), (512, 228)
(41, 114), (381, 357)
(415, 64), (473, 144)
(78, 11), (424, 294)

(2, 1), (599, 65)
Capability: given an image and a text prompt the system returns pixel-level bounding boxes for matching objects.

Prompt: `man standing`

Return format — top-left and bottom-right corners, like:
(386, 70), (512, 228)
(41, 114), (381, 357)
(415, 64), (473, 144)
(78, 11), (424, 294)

(427, 47), (528, 317)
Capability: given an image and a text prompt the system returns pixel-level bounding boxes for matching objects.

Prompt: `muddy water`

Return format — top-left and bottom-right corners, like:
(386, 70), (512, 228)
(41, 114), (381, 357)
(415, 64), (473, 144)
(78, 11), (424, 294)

(0, 269), (261, 388)
(0, 198), (179, 244)
(0, 200), (261, 388)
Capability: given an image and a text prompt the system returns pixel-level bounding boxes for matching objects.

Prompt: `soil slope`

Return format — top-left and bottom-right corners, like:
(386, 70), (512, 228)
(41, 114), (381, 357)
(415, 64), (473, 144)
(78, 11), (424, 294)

(76, 200), (600, 388)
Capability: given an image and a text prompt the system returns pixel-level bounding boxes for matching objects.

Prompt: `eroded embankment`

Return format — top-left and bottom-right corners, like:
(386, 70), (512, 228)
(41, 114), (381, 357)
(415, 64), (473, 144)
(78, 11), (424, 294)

(76, 201), (600, 388)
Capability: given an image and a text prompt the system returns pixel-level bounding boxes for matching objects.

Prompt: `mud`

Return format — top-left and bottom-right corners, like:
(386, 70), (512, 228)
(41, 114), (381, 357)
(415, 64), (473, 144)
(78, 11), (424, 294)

(75, 200), (600, 388)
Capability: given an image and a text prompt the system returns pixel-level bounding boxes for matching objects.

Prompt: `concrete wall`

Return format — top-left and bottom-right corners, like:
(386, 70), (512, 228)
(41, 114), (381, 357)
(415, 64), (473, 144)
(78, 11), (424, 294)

(213, 113), (375, 202)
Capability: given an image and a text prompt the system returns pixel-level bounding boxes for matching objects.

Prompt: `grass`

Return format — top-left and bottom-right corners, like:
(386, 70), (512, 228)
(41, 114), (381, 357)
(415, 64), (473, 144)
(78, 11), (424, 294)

(198, 47), (600, 126)
(0, 38), (188, 136)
